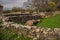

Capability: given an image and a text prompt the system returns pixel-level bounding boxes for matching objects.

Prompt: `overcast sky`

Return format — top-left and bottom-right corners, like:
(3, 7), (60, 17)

(0, 0), (27, 10)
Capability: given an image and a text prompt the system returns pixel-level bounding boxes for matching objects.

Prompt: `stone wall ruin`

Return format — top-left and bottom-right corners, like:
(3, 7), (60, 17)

(3, 14), (42, 23)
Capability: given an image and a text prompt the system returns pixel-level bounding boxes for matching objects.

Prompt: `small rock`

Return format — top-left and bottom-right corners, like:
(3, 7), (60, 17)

(36, 34), (40, 38)
(58, 32), (60, 35)
(54, 28), (59, 33)
(41, 28), (45, 31)
(32, 26), (37, 29)
(25, 20), (34, 26)
(46, 28), (51, 32)
(43, 31), (48, 35)
(22, 25), (31, 29)
(36, 19), (41, 22)
(33, 37), (37, 40)
(14, 24), (20, 28)
(35, 28), (40, 33)
(54, 28), (59, 31)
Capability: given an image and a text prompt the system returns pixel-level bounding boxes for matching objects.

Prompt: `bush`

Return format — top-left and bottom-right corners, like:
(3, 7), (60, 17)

(3, 10), (11, 13)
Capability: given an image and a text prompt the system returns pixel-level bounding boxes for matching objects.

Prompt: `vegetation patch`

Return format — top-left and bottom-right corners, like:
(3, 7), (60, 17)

(36, 14), (60, 28)
(0, 20), (32, 40)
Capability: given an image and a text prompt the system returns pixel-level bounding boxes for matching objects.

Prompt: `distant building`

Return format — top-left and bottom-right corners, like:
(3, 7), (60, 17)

(0, 4), (3, 14)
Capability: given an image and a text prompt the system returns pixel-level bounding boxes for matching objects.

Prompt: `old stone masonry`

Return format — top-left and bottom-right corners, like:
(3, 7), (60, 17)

(0, 16), (60, 40)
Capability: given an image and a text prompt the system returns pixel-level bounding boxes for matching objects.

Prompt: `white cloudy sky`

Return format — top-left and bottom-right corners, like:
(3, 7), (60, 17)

(0, 0), (27, 10)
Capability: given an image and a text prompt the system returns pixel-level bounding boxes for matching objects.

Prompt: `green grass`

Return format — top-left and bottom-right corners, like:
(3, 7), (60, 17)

(0, 27), (32, 40)
(36, 14), (60, 28)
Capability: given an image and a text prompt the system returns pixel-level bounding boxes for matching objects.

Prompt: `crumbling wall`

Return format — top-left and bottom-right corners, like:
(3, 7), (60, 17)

(4, 14), (42, 23)
(2, 21), (60, 40)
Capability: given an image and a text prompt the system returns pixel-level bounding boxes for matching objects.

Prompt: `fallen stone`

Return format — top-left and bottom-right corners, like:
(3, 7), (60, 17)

(43, 30), (48, 35)
(25, 20), (34, 26)
(35, 28), (40, 33)
(33, 37), (37, 40)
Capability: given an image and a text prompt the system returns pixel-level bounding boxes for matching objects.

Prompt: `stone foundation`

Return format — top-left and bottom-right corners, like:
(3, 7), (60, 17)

(3, 14), (42, 23)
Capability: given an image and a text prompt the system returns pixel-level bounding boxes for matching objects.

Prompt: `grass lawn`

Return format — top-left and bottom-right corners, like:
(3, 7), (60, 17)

(36, 14), (60, 28)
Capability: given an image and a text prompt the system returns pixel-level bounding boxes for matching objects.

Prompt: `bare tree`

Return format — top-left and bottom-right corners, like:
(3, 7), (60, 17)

(27, 0), (50, 13)
(32, 0), (42, 13)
